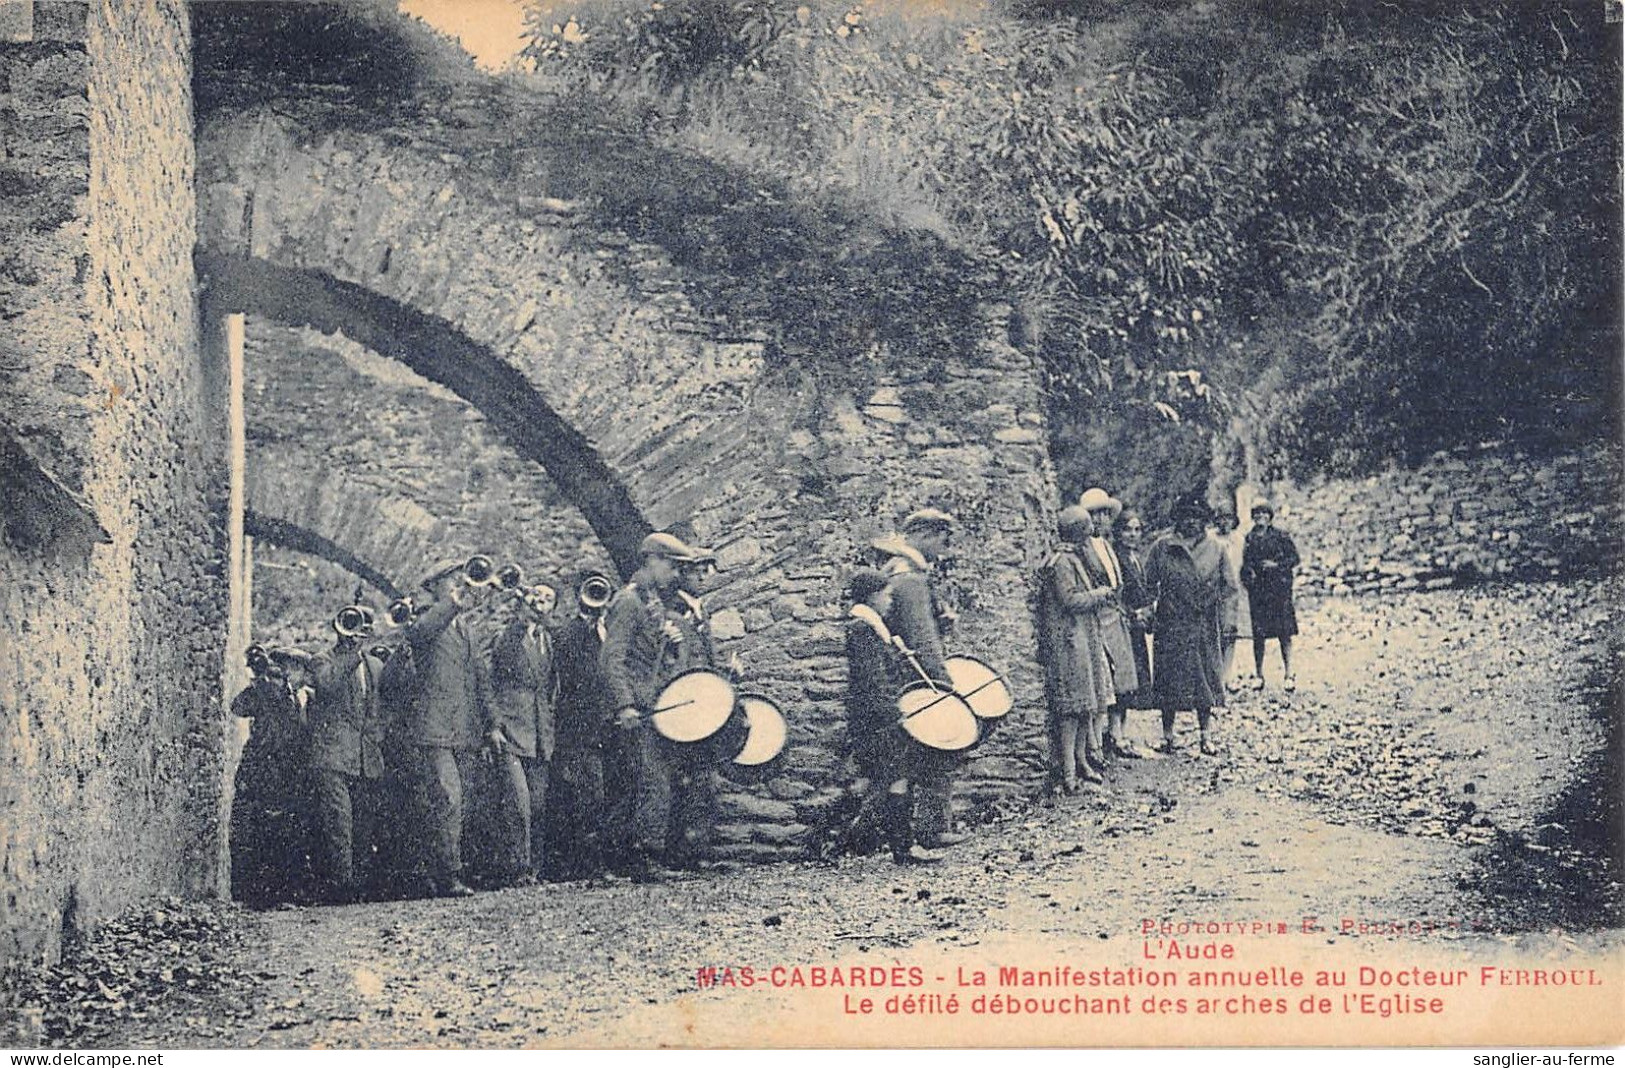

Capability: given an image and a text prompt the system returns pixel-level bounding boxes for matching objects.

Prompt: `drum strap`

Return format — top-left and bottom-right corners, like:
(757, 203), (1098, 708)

(849, 604), (894, 644)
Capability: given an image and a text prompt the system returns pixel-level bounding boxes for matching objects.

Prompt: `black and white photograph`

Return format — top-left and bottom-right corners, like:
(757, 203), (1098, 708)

(0, 0), (1621, 1050)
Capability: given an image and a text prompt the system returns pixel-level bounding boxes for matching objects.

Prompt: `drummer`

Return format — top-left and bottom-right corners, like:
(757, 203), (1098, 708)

(844, 569), (941, 865)
(601, 531), (720, 878)
(872, 508), (967, 851)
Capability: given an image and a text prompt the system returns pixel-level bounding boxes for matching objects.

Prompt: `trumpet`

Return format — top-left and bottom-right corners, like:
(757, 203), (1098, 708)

(386, 598), (416, 626)
(578, 572), (614, 611)
(496, 563), (524, 591)
(463, 555), (496, 586)
(333, 604), (376, 638)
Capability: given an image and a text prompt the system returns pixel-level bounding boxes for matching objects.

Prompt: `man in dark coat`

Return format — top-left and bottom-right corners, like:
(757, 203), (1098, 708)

(398, 560), (494, 897)
(875, 508), (966, 849)
(601, 532), (719, 877)
(488, 583), (559, 887)
(843, 569), (940, 864)
(230, 647), (315, 906)
(548, 573), (615, 880)
(306, 621), (388, 903)
(1241, 499), (1302, 690)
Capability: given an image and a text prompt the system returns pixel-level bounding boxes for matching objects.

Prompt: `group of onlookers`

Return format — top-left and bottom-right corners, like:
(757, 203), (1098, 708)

(1038, 488), (1301, 791)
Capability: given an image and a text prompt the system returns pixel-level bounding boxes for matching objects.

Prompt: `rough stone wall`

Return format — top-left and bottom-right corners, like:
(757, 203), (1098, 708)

(1268, 442), (1622, 597)
(199, 110), (1059, 859)
(0, 1), (225, 966)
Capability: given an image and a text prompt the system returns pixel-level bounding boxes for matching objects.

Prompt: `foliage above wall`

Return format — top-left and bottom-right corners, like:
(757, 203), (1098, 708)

(520, 0), (1622, 482)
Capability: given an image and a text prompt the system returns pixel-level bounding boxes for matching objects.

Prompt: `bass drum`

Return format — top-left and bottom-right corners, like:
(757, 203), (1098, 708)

(946, 655), (1013, 721)
(895, 684), (981, 754)
(720, 694), (789, 784)
(649, 669), (737, 744)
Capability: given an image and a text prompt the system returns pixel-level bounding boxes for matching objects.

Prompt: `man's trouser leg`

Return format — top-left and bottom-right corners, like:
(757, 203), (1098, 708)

(666, 760), (716, 868)
(914, 765), (953, 840)
(421, 746), (473, 881)
(524, 757), (549, 877)
(313, 768), (356, 889)
(500, 751), (533, 877)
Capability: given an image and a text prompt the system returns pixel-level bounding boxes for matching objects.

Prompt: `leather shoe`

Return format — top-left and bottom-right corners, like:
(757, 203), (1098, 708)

(433, 877), (476, 899)
(1114, 742), (1146, 759)
(893, 845), (942, 865)
(919, 831), (968, 849)
(1078, 766), (1105, 785)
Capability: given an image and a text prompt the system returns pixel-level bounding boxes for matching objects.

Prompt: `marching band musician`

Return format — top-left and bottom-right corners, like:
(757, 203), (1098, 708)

(548, 573), (615, 880)
(843, 569), (940, 865)
(600, 532), (719, 878)
(306, 610), (389, 903)
(230, 646), (316, 906)
(487, 582), (560, 888)
(873, 508), (967, 850)
(397, 560), (496, 898)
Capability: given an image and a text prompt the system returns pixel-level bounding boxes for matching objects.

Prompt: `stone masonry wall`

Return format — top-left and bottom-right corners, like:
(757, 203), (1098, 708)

(0, 1), (226, 967)
(1269, 442), (1622, 597)
(198, 106), (1060, 860)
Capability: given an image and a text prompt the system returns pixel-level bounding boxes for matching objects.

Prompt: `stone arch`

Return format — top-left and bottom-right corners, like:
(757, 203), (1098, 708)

(202, 252), (652, 577)
(242, 510), (402, 600)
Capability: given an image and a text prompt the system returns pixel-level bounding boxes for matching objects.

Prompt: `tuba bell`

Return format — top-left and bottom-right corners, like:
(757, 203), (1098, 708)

(578, 572), (614, 611)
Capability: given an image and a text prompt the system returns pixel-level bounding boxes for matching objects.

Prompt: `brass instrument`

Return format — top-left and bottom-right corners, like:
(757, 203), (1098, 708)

(496, 563), (524, 590)
(578, 572), (614, 610)
(463, 555), (496, 586)
(386, 598), (416, 626)
(245, 643), (275, 676)
(333, 604), (376, 638)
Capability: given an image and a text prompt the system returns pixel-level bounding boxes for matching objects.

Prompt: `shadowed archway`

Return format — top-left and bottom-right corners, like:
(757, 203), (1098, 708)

(243, 509), (403, 600)
(200, 251), (651, 577)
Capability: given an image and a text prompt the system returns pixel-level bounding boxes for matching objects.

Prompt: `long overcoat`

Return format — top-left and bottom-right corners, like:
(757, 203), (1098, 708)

(1144, 534), (1235, 709)
(1036, 547), (1115, 721)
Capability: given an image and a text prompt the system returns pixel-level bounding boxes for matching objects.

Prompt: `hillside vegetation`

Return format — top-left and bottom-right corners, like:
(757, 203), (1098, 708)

(519, 0), (1621, 508)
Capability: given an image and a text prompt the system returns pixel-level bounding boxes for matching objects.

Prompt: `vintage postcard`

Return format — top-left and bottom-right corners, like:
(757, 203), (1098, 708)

(0, 0), (1620, 1051)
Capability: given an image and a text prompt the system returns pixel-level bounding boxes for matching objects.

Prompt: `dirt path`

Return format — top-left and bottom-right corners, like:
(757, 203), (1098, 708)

(16, 580), (1621, 1047)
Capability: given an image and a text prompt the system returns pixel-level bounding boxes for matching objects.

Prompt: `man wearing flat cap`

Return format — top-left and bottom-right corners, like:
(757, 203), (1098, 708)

(600, 531), (721, 877)
(873, 508), (968, 849)
(393, 559), (496, 897)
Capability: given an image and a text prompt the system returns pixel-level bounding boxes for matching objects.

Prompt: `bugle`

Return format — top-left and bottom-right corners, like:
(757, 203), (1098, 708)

(578, 572), (614, 611)
(333, 604), (376, 638)
(386, 598), (416, 626)
(463, 555), (496, 586)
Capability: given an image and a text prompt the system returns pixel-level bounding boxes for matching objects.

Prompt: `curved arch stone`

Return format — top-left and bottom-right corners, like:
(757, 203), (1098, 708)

(202, 251), (651, 577)
(242, 509), (402, 600)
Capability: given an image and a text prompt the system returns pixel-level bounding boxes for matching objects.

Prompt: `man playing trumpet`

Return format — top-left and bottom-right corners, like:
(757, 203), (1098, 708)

(397, 559), (496, 898)
(306, 605), (389, 903)
(487, 580), (559, 887)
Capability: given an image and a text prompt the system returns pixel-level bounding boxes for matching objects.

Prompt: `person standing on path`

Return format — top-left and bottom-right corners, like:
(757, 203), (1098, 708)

(1241, 499), (1301, 691)
(306, 618), (388, 904)
(399, 560), (496, 898)
(1037, 505), (1116, 792)
(1079, 487), (1143, 761)
(1145, 493), (1236, 756)
(487, 582), (560, 887)
(875, 509), (967, 847)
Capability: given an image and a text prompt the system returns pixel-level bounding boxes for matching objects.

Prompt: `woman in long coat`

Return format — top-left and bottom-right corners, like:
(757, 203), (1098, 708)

(1241, 499), (1302, 690)
(1037, 506), (1116, 791)
(1145, 495), (1237, 755)
(1113, 511), (1155, 711)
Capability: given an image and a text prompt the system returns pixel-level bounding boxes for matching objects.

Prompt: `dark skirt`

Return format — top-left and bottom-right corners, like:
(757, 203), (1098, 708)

(1248, 584), (1299, 639)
